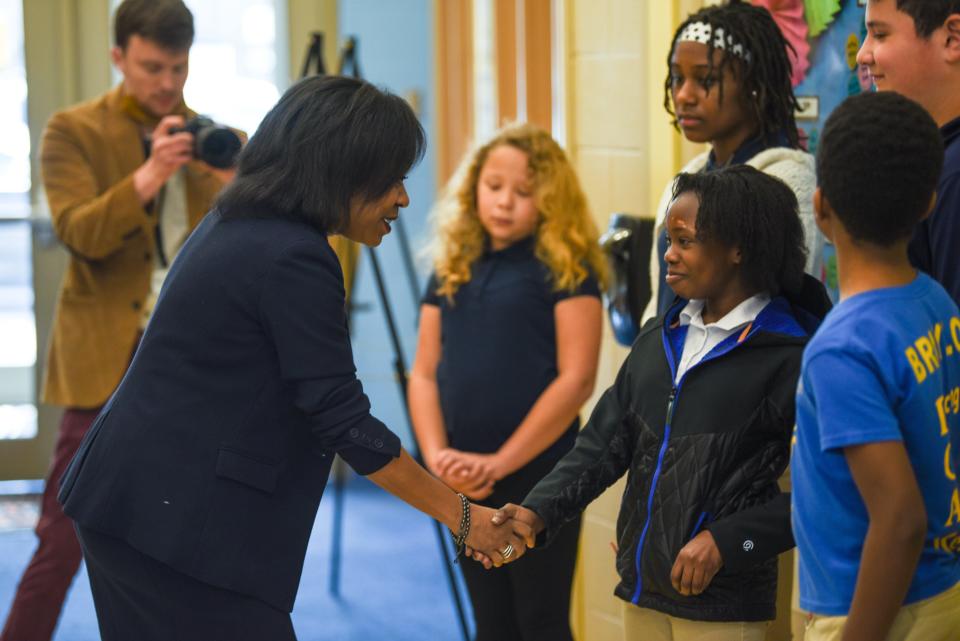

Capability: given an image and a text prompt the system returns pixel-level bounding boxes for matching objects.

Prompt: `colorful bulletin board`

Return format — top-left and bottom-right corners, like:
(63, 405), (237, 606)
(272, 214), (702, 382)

(756, 0), (869, 302)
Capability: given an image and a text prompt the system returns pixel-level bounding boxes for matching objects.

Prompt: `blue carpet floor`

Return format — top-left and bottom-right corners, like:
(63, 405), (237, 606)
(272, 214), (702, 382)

(0, 476), (475, 641)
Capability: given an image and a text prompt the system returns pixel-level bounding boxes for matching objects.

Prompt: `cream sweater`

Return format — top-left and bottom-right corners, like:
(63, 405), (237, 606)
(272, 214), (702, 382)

(641, 147), (822, 323)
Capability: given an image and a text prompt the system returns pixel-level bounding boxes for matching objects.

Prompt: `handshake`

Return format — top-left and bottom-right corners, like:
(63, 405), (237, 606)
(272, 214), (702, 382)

(462, 503), (546, 570)
(427, 448), (548, 568)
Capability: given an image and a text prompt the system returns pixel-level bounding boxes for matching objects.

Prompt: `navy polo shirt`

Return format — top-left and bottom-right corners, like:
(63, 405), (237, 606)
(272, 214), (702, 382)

(910, 116), (960, 305)
(423, 237), (600, 466)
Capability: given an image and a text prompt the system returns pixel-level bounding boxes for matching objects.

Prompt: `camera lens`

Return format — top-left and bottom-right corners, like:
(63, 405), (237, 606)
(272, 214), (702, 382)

(195, 127), (241, 169)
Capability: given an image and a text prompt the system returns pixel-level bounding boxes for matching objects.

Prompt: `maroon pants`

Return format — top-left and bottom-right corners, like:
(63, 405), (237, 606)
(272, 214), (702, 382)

(0, 407), (100, 641)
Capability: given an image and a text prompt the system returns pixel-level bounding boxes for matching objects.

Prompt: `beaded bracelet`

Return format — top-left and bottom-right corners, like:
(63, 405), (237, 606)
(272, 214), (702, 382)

(451, 492), (471, 562)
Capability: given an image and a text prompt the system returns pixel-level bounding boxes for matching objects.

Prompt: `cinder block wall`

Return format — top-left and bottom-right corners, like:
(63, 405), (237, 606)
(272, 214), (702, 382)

(564, 2), (796, 638)
(563, 2), (704, 639)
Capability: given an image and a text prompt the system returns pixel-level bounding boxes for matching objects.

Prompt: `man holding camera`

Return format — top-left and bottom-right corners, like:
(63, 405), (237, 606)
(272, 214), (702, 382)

(0, 2), (239, 639)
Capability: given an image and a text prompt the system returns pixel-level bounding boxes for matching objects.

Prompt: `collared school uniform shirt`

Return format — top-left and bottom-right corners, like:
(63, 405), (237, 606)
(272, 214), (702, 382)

(675, 294), (771, 383)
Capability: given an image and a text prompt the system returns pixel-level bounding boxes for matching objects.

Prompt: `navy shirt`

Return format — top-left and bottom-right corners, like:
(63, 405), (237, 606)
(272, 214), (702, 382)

(423, 237), (600, 468)
(909, 116), (960, 305)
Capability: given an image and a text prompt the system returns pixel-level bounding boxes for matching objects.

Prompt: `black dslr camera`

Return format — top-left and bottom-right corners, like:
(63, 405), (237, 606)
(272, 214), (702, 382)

(169, 116), (242, 169)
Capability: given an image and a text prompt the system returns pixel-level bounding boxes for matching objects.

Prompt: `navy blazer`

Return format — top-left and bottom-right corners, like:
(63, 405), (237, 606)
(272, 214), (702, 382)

(58, 210), (401, 612)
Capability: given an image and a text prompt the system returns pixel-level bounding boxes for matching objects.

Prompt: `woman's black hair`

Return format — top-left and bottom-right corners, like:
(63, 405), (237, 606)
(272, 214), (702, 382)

(664, 0), (800, 148)
(672, 165), (806, 296)
(216, 75), (426, 233)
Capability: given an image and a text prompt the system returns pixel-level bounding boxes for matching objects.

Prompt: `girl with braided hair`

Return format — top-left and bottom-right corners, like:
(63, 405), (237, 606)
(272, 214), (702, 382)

(643, 0), (823, 323)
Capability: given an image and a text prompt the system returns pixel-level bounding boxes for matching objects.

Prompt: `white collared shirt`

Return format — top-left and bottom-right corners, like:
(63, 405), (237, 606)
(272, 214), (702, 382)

(674, 293), (771, 383)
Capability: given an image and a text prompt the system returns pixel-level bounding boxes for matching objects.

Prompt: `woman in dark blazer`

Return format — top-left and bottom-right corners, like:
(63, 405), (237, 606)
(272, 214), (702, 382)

(57, 75), (530, 640)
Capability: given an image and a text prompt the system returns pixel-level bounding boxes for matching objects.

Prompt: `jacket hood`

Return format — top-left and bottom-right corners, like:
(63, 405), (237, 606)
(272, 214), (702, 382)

(779, 272), (831, 334)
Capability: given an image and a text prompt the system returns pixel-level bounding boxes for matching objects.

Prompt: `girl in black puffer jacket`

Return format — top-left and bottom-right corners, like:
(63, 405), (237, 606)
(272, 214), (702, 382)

(494, 166), (830, 639)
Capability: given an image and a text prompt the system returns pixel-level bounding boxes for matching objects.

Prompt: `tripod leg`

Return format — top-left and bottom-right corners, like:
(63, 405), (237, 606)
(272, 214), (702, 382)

(364, 246), (471, 639)
(328, 455), (347, 598)
(391, 217), (421, 322)
(431, 519), (472, 641)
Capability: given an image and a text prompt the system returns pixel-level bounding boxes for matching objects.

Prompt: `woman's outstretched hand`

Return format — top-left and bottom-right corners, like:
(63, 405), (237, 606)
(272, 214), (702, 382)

(464, 504), (536, 569)
(465, 503), (544, 569)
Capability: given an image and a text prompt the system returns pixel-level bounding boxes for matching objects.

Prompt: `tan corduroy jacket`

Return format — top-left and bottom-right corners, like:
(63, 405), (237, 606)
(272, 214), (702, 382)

(40, 86), (226, 408)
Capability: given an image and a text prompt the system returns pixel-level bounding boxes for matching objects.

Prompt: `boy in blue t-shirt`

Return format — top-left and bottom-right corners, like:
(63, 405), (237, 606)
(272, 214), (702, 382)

(792, 91), (960, 641)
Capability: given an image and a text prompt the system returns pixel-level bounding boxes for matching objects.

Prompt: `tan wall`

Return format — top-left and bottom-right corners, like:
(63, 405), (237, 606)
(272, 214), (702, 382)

(562, 1), (703, 639)
(563, 2), (801, 639)
(287, 0), (338, 85)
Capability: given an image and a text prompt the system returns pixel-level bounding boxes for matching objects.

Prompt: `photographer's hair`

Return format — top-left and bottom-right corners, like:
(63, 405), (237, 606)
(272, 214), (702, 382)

(672, 166), (806, 296)
(890, 0), (960, 38)
(817, 92), (942, 247)
(430, 122), (607, 300)
(216, 75), (425, 234)
(664, 0), (800, 148)
(114, 0), (194, 52)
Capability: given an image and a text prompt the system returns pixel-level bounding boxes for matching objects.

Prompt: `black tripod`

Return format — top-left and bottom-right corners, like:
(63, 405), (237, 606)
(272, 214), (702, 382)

(302, 33), (471, 641)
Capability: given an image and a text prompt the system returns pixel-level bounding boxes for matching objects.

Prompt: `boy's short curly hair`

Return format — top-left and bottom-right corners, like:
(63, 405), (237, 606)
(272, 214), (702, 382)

(817, 92), (943, 247)
(672, 165), (806, 296)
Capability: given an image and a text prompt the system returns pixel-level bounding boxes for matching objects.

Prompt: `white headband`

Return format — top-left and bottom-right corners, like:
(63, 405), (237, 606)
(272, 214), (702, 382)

(677, 21), (751, 62)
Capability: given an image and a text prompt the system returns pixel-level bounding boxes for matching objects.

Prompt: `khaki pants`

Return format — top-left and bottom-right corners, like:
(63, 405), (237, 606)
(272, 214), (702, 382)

(804, 581), (960, 641)
(623, 603), (768, 641)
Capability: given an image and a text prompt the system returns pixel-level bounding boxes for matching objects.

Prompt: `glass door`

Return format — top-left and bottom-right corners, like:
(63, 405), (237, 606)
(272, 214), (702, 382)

(0, 0), (48, 481)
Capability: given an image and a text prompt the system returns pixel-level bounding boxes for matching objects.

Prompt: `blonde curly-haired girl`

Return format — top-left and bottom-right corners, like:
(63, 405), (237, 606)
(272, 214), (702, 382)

(409, 122), (606, 641)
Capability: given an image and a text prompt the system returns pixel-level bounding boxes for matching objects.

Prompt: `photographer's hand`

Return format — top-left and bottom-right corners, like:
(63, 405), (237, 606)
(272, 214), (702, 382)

(134, 115), (194, 205)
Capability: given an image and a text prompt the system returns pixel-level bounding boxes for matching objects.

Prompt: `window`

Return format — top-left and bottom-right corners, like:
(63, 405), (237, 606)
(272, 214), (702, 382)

(0, 0), (29, 194)
(0, 0), (36, 440)
(181, 0), (286, 136)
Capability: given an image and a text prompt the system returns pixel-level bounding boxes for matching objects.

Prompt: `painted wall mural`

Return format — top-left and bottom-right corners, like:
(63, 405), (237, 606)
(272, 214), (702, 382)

(756, 0), (869, 301)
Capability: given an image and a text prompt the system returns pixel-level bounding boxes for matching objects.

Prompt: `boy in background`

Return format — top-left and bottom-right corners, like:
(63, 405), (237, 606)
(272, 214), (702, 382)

(792, 91), (960, 641)
(858, 0), (960, 305)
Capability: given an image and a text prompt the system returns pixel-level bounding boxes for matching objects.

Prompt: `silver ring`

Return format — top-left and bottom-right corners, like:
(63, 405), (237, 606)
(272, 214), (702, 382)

(501, 544), (514, 559)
